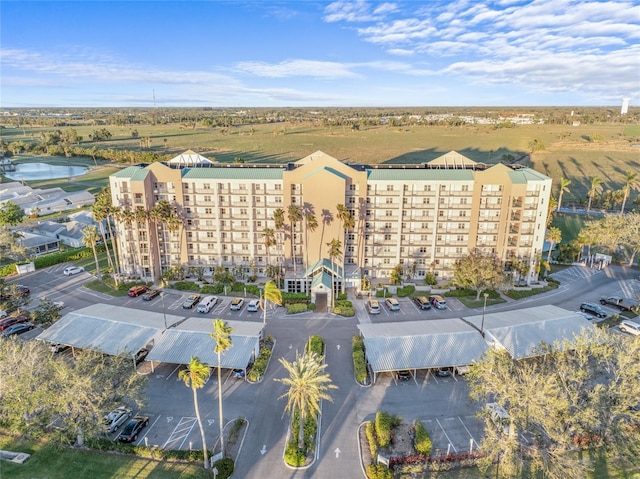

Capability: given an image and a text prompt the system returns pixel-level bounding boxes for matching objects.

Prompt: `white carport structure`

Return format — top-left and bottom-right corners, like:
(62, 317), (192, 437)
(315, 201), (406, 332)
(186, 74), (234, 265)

(36, 304), (184, 364)
(358, 319), (490, 383)
(146, 319), (264, 373)
(463, 304), (596, 359)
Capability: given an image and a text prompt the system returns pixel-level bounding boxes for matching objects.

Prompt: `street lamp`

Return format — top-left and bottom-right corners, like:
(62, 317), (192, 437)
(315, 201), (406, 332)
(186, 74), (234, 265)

(480, 292), (489, 338)
(160, 291), (168, 329)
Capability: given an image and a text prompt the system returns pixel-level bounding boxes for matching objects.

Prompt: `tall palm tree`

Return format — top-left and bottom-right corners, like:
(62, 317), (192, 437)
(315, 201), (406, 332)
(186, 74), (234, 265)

(273, 208), (286, 267)
(261, 280), (283, 324)
(556, 177), (571, 212)
(135, 207), (150, 279)
(619, 170), (639, 214)
(92, 189), (117, 284)
(586, 176), (604, 214)
(149, 200), (173, 278)
(210, 319), (233, 458)
(287, 204), (302, 278)
(261, 227), (276, 267)
(275, 351), (336, 450)
(304, 212), (318, 271)
(82, 225), (100, 278)
(118, 208), (138, 277)
(545, 227), (562, 262)
(326, 239), (342, 309)
(178, 357), (211, 470)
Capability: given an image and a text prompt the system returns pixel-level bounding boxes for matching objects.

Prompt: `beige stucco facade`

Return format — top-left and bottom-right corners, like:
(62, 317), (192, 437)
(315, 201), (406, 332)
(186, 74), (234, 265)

(109, 150), (552, 291)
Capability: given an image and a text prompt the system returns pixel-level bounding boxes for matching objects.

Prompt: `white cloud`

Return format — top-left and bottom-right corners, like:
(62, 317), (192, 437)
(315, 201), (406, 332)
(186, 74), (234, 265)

(233, 59), (359, 79)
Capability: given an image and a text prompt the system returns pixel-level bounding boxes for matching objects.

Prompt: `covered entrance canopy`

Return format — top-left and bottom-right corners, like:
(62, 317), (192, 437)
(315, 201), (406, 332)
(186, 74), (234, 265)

(463, 305), (595, 359)
(358, 319), (489, 382)
(37, 304), (184, 358)
(146, 319), (264, 369)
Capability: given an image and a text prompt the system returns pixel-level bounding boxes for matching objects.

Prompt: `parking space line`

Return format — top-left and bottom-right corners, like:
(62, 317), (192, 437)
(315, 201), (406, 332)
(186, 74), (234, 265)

(136, 414), (161, 446)
(162, 417), (198, 450)
(166, 364), (182, 381)
(435, 418), (457, 453)
(458, 416), (478, 448)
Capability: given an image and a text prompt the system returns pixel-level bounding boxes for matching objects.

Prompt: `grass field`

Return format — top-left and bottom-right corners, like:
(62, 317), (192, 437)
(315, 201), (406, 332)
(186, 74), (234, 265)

(2, 121), (638, 205)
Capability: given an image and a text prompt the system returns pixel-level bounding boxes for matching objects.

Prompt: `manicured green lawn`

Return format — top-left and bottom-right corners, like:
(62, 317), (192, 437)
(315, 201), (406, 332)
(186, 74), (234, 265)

(0, 436), (207, 479)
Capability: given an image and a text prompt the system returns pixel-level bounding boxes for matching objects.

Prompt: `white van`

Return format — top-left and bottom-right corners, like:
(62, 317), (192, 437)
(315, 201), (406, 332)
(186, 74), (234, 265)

(197, 296), (218, 313)
(247, 300), (260, 312)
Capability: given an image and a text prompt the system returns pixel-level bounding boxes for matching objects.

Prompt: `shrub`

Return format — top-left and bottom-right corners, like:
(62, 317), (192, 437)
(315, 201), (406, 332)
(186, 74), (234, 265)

(333, 303), (355, 316)
(34, 247), (95, 268)
(0, 263), (18, 278)
(307, 335), (324, 356)
(211, 458), (234, 479)
(365, 421), (378, 458)
(366, 463), (392, 479)
(289, 410), (317, 454)
(352, 335), (368, 384)
(375, 411), (393, 447)
(286, 303), (308, 314)
(414, 420), (432, 455)
(173, 281), (201, 291)
(424, 273), (437, 286)
(201, 284), (224, 294)
(397, 285), (415, 297)
(337, 292), (348, 301)
(247, 346), (272, 382)
(282, 292), (310, 304)
(231, 281), (245, 292)
(307, 302), (316, 311)
(284, 441), (306, 467)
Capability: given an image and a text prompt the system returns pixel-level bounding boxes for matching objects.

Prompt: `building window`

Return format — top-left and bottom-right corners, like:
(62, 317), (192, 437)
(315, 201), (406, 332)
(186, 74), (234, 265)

(386, 185), (394, 191)
(240, 196), (247, 203)
(349, 184), (357, 191)
(275, 184), (282, 190)
(462, 185), (469, 192)
(204, 183), (211, 189)
(384, 234), (391, 240)
(205, 208), (213, 214)
(385, 210), (393, 217)
(423, 197), (430, 204)
(386, 198), (393, 204)
(204, 195), (211, 202)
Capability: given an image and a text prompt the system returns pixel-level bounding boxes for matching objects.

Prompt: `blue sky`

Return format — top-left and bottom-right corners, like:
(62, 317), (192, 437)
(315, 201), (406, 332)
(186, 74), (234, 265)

(1, 0), (638, 107)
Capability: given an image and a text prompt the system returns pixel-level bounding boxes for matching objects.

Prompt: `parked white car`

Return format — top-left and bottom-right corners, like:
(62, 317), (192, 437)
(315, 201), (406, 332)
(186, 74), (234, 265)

(63, 266), (84, 276)
(619, 320), (640, 336)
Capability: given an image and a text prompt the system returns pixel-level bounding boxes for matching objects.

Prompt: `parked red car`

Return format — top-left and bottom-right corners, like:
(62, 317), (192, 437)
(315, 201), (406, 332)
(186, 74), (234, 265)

(0, 316), (28, 332)
(127, 285), (149, 297)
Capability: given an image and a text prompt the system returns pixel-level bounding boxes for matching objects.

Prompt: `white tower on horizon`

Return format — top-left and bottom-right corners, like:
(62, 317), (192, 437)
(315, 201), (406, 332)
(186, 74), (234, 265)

(621, 98), (630, 115)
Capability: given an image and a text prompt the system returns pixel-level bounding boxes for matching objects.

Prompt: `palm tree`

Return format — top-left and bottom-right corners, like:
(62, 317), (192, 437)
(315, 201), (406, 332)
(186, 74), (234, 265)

(304, 212), (318, 271)
(336, 207), (354, 293)
(556, 177), (571, 212)
(287, 204), (302, 277)
(261, 227), (276, 267)
(210, 319), (233, 458)
(619, 170), (639, 214)
(275, 351), (336, 450)
(326, 239), (342, 309)
(586, 176), (604, 214)
(545, 227), (562, 262)
(118, 208), (138, 276)
(135, 207), (150, 278)
(178, 357), (211, 470)
(82, 225), (100, 278)
(149, 200), (173, 278)
(261, 280), (283, 324)
(273, 208), (286, 267)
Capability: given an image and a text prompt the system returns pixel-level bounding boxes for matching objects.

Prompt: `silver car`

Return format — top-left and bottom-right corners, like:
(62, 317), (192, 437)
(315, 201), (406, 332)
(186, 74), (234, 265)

(103, 406), (133, 434)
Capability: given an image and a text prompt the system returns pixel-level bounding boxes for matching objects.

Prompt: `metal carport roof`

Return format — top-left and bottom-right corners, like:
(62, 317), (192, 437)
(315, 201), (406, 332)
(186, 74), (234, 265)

(463, 305), (596, 359)
(358, 319), (489, 374)
(146, 318), (264, 368)
(36, 304), (185, 357)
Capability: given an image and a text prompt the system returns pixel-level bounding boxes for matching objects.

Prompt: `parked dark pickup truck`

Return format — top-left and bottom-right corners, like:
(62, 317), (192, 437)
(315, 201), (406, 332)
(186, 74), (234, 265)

(599, 296), (638, 312)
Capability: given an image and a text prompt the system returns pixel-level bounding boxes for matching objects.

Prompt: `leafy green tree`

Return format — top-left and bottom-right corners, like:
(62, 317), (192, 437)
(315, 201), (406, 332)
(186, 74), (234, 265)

(275, 351), (337, 450)
(213, 266), (235, 288)
(389, 264), (403, 285)
(178, 357), (211, 470)
(619, 170), (639, 214)
(31, 297), (62, 325)
(210, 319), (233, 457)
(261, 280), (283, 325)
(0, 201), (25, 227)
(452, 249), (504, 300)
(468, 329), (640, 479)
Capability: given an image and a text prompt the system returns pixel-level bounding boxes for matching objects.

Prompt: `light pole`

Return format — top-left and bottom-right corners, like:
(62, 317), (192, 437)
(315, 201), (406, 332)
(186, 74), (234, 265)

(480, 292), (489, 338)
(160, 291), (168, 329)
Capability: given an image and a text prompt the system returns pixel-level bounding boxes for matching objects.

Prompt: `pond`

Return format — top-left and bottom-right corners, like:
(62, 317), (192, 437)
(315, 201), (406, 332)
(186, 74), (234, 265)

(4, 162), (88, 181)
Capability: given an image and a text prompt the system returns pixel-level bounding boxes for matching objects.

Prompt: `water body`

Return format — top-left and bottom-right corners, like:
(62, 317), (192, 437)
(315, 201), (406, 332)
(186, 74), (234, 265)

(4, 162), (88, 181)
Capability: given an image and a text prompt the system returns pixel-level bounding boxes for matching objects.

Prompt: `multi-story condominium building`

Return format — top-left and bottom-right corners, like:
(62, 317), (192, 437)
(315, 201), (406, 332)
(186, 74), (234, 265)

(109, 150), (551, 307)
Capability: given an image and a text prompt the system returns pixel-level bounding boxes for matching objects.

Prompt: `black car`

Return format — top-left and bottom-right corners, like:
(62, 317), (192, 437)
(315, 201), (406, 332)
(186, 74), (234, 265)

(396, 370), (412, 381)
(580, 302), (607, 318)
(116, 415), (149, 442)
(142, 289), (161, 301)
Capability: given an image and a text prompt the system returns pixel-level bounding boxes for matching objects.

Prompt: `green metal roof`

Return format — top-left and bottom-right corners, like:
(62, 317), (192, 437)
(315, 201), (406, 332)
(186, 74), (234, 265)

(182, 167), (284, 180)
(311, 271), (334, 290)
(111, 166), (149, 181)
(305, 258), (343, 278)
(367, 168), (475, 181)
(508, 168), (551, 184)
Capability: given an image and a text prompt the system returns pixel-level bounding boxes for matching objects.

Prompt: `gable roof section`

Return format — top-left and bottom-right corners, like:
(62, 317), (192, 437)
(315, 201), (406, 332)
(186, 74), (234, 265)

(358, 319), (489, 372)
(111, 166), (149, 180)
(167, 150), (214, 167)
(428, 151), (477, 168)
(463, 305), (595, 359)
(182, 166), (284, 180)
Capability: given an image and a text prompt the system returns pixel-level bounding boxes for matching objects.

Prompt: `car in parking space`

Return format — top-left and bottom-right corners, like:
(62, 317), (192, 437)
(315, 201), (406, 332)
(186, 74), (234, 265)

(134, 348), (149, 363)
(127, 285), (149, 297)
(142, 289), (161, 301)
(103, 406), (133, 434)
(116, 415), (149, 442)
(429, 295), (447, 310)
(413, 296), (432, 310)
(436, 367), (452, 377)
(619, 320), (640, 336)
(385, 297), (400, 311)
(1, 322), (34, 336)
(367, 299), (381, 314)
(50, 343), (69, 354)
(197, 296), (218, 313)
(232, 369), (246, 378)
(182, 294), (201, 309)
(246, 299), (260, 312)
(396, 370), (412, 381)
(230, 298), (244, 310)
(0, 315), (29, 332)
(63, 266), (84, 276)
(579, 302), (608, 318)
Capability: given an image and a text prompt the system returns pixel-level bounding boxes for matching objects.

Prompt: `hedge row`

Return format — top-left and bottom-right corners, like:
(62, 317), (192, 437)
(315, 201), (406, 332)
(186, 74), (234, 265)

(333, 299), (355, 317)
(247, 345), (271, 382)
(396, 285), (415, 297)
(307, 335), (324, 357)
(375, 411), (400, 448)
(352, 335), (368, 384)
(414, 420), (432, 455)
(86, 436), (204, 462)
(281, 292), (311, 305)
(286, 303), (308, 314)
